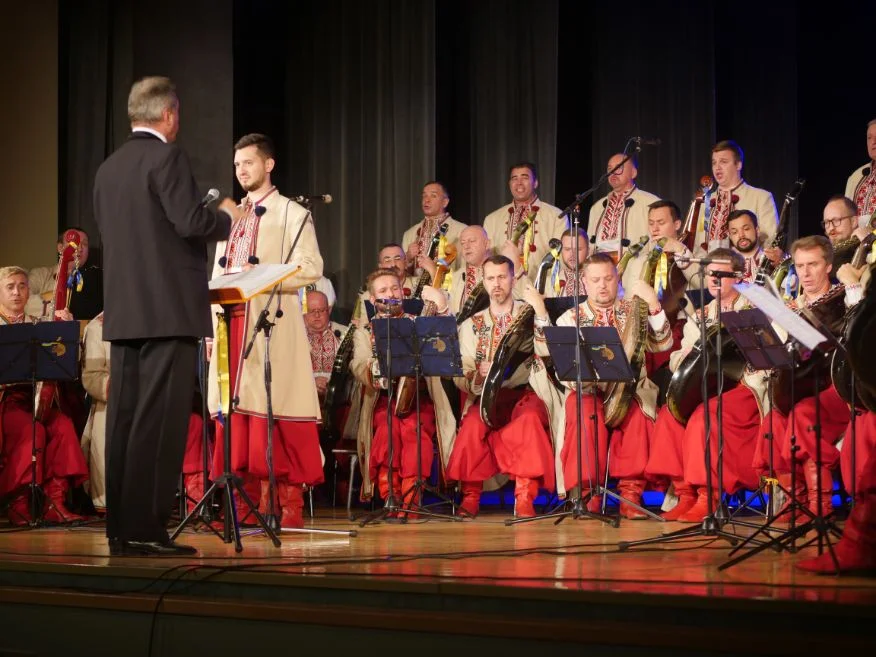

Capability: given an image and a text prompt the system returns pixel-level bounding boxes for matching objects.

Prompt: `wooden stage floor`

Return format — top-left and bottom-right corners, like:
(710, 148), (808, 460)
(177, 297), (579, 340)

(1, 509), (875, 656)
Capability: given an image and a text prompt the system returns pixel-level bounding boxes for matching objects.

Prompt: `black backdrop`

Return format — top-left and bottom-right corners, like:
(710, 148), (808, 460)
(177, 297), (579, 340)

(60, 0), (876, 312)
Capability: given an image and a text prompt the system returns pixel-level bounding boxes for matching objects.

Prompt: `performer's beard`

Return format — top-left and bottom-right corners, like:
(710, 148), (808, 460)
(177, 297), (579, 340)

(732, 237), (757, 254)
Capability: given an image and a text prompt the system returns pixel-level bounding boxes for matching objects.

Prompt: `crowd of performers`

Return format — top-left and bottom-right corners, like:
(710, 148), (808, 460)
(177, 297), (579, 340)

(2, 123), (876, 574)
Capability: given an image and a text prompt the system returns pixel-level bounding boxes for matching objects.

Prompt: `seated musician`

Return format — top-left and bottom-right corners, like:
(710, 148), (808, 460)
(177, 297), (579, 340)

(645, 249), (764, 522)
(542, 228), (589, 298)
(0, 266), (88, 525)
(402, 181), (466, 277)
(26, 227), (103, 321)
(769, 236), (864, 517)
(350, 268), (451, 509)
(525, 253), (673, 518)
(446, 255), (556, 519)
(80, 311), (207, 516)
(483, 162), (566, 282)
(587, 153), (660, 257)
(822, 195), (872, 268)
(446, 225), (492, 315)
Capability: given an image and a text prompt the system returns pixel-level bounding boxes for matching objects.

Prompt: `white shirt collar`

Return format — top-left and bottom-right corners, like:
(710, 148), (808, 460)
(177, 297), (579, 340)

(132, 126), (168, 143)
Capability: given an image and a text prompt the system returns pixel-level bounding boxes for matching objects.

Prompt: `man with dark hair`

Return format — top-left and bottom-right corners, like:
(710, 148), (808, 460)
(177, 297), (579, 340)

(844, 118), (876, 218)
(447, 255), (556, 518)
(357, 243), (418, 314)
(483, 162), (566, 282)
(541, 227), (589, 299)
(94, 76), (237, 555)
(525, 253), (673, 517)
(695, 140), (777, 254)
(207, 131), (325, 530)
(726, 209), (772, 283)
(588, 153), (660, 257)
(402, 181), (466, 277)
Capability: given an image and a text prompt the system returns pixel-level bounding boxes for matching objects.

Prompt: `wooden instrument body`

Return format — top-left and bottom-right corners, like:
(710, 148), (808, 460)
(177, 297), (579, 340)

(412, 222), (450, 298)
(680, 176), (712, 253)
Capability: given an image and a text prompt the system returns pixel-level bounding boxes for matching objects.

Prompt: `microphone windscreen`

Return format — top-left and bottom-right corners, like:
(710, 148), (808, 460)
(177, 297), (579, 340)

(602, 199), (608, 208)
(863, 167), (871, 177)
(624, 198), (635, 208)
(590, 235), (597, 243)
(255, 206), (267, 217)
(247, 255), (260, 265)
(218, 256), (227, 268)
(621, 238), (631, 247)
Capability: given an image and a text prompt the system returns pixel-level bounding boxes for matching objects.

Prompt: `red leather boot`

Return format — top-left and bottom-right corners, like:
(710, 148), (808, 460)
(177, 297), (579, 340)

(514, 478), (539, 518)
(618, 479), (648, 520)
(458, 481), (483, 518)
(804, 459), (833, 517)
(661, 479), (697, 521)
(278, 482), (304, 529)
(7, 492), (32, 526)
(796, 497), (876, 574)
(676, 486), (719, 523)
(43, 478), (86, 523)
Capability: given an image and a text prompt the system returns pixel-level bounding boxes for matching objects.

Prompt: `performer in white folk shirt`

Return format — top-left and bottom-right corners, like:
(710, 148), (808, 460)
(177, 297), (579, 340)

(483, 162), (566, 282)
(588, 153), (660, 259)
(402, 181), (467, 276)
(207, 133), (324, 530)
(542, 228), (589, 299)
(844, 118), (876, 219)
(695, 140), (778, 254)
(726, 210), (784, 284)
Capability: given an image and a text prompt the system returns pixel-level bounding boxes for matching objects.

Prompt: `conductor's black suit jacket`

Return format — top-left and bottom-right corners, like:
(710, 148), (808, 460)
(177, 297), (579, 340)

(93, 131), (231, 341)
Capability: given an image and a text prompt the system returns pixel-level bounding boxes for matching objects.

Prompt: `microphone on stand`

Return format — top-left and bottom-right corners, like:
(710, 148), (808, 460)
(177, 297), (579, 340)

(291, 194), (333, 204)
(199, 188), (220, 206)
(632, 136), (662, 146)
(674, 254), (738, 268)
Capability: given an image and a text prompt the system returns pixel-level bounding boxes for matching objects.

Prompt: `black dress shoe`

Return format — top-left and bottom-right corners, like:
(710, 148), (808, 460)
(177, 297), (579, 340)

(108, 537), (123, 556)
(120, 540), (198, 556)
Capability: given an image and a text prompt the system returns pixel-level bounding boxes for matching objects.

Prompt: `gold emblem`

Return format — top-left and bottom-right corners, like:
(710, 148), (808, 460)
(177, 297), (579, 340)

(42, 339), (66, 357)
(433, 337), (446, 353)
(598, 345), (614, 361)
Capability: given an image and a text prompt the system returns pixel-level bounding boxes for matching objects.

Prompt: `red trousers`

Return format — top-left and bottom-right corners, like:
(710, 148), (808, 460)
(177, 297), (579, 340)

(753, 409), (791, 475)
(778, 385), (849, 470)
(183, 412), (206, 475)
(368, 395), (435, 481)
(681, 386), (760, 493)
(0, 390), (88, 496)
(645, 405), (685, 481)
(841, 410), (876, 497)
(560, 392), (652, 491)
(210, 306), (324, 486)
(445, 389), (554, 490)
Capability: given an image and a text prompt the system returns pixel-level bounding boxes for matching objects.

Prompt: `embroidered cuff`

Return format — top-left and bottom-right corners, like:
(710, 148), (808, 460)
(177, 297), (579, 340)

(845, 285), (863, 307)
(647, 309), (668, 330)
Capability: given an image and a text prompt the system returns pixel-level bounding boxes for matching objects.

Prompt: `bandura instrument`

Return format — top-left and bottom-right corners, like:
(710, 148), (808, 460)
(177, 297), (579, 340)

(535, 238), (562, 295)
(412, 221), (450, 298)
(480, 304), (535, 429)
(680, 176), (712, 253)
(755, 178), (804, 286)
(321, 304), (360, 438)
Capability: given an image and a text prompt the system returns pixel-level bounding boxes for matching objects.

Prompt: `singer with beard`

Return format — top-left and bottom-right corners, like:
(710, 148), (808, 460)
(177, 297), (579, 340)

(844, 119), (876, 218)
(726, 210), (784, 283)
(694, 141), (777, 254)
(645, 249), (765, 523)
(93, 76), (238, 556)
(588, 153), (660, 258)
(207, 133), (325, 530)
(350, 269), (448, 508)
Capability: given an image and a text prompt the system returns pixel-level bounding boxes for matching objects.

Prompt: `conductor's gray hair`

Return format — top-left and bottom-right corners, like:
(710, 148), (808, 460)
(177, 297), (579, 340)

(128, 76), (178, 124)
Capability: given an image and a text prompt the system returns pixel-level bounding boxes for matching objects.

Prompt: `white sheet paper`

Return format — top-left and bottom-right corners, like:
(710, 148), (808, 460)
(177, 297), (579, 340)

(209, 264), (301, 300)
(733, 282), (828, 351)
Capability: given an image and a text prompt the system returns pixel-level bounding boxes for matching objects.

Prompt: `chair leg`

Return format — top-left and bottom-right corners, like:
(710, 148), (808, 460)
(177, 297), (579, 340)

(347, 454), (358, 521)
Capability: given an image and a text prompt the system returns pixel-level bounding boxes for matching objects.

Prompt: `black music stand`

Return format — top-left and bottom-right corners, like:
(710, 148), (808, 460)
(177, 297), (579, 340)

(510, 325), (658, 526)
(359, 315), (463, 525)
(720, 309), (794, 533)
(0, 321), (81, 527)
(719, 288), (845, 572)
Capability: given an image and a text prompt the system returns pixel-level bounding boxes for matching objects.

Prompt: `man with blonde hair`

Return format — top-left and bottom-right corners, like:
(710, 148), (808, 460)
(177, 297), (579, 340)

(93, 76), (239, 556)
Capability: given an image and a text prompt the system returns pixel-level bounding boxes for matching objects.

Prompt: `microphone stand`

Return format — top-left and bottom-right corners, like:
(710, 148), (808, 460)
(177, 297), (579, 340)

(242, 201), (356, 538)
(619, 268), (742, 550)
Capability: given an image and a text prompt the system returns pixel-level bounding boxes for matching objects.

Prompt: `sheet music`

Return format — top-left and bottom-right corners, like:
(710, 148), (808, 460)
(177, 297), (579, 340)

(209, 264), (302, 299)
(733, 282), (827, 351)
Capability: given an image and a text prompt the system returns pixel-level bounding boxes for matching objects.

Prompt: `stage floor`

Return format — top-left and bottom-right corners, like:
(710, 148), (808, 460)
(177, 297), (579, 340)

(2, 510), (876, 656)
(1, 509), (874, 603)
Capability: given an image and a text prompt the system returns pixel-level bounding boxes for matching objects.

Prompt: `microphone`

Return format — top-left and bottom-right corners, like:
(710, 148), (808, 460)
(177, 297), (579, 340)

(291, 194), (333, 204)
(254, 206), (267, 217)
(375, 298), (403, 305)
(863, 167), (871, 177)
(674, 254), (739, 268)
(199, 188), (220, 206)
(633, 137), (662, 146)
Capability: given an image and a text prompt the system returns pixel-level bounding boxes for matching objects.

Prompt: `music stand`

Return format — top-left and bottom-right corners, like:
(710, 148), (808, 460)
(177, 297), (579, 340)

(0, 321), (81, 526)
(358, 315), (463, 525)
(718, 284), (845, 571)
(510, 325), (659, 526)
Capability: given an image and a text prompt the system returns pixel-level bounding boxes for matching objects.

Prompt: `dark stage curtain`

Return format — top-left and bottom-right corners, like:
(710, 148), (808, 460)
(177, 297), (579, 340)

(60, 0), (234, 255)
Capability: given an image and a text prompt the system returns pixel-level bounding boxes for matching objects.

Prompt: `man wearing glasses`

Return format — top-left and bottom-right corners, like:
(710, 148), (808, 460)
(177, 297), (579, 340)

(821, 195), (872, 285)
(357, 244), (418, 315)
